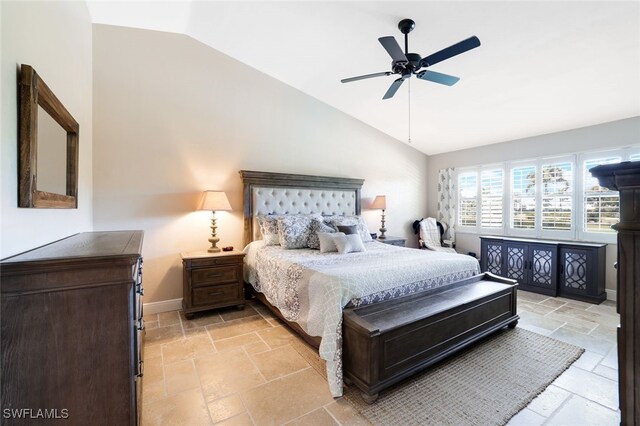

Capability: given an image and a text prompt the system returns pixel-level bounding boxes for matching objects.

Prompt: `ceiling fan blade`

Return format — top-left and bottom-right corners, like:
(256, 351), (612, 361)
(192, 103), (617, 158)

(341, 71), (392, 83)
(378, 36), (408, 64)
(416, 70), (460, 86)
(421, 36), (481, 67)
(383, 78), (404, 100)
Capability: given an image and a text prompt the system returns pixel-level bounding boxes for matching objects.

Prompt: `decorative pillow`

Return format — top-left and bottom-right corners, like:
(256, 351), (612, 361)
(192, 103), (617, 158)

(277, 215), (321, 249)
(336, 225), (358, 235)
(257, 214), (285, 246)
(327, 216), (373, 242)
(333, 234), (366, 254)
(318, 232), (345, 253)
(307, 218), (337, 250)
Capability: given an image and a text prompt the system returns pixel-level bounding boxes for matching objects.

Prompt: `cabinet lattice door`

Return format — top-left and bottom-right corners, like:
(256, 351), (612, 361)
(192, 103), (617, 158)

(560, 248), (590, 292)
(529, 245), (557, 290)
(504, 243), (527, 281)
(485, 242), (503, 275)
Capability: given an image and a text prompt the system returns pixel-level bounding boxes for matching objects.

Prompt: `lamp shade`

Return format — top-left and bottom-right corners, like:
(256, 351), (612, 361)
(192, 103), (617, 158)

(371, 195), (386, 210)
(198, 191), (232, 211)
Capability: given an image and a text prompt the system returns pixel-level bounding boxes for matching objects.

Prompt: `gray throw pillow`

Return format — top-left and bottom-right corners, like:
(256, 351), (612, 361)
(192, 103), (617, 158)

(337, 225), (358, 235)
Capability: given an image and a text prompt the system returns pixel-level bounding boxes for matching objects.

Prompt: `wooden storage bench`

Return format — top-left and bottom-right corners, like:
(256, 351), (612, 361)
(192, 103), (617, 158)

(343, 273), (519, 402)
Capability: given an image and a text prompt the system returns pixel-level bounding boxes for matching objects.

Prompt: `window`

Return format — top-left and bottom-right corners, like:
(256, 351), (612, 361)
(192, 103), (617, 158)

(583, 157), (621, 233)
(481, 169), (504, 228)
(541, 161), (573, 231)
(511, 165), (536, 230)
(458, 172), (477, 227)
(454, 146), (639, 242)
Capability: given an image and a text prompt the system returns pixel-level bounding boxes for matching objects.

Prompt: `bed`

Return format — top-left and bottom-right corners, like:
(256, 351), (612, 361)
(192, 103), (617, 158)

(240, 170), (518, 400)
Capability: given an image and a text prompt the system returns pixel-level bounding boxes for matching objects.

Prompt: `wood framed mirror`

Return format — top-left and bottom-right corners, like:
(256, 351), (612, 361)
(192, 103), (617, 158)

(19, 64), (79, 208)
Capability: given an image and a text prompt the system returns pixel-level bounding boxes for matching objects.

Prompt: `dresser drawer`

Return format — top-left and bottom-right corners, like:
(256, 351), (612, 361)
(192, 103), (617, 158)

(192, 283), (241, 306)
(192, 266), (238, 286)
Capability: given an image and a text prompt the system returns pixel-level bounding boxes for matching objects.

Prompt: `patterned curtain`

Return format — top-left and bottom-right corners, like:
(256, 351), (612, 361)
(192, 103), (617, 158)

(437, 168), (456, 242)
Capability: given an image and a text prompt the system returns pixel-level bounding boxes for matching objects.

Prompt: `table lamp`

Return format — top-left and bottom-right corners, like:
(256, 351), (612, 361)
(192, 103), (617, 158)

(371, 195), (387, 239)
(198, 191), (232, 252)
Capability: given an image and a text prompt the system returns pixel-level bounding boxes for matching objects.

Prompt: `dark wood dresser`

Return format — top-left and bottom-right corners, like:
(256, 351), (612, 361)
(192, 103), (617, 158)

(0, 231), (144, 425)
(592, 161), (639, 426)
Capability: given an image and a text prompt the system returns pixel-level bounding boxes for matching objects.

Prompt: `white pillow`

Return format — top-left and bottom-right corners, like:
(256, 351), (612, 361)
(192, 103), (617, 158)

(333, 234), (366, 255)
(318, 232), (345, 253)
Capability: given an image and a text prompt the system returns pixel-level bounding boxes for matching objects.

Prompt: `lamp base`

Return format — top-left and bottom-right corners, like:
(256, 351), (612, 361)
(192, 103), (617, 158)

(379, 209), (387, 239)
(207, 211), (222, 253)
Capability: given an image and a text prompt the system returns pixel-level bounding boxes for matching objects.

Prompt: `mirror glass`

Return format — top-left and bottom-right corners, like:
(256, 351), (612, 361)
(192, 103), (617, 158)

(36, 105), (68, 194)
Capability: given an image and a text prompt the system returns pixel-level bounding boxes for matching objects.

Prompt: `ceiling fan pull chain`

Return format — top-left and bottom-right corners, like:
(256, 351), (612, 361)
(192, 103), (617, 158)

(408, 78), (412, 144)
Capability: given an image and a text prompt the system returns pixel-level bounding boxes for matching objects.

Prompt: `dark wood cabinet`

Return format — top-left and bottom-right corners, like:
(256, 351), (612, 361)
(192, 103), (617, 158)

(0, 231), (144, 425)
(181, 250), (245, 318)
(482, 238), (557, 296)
(591, 161), (640, 426)
(480, 236), (605, 302)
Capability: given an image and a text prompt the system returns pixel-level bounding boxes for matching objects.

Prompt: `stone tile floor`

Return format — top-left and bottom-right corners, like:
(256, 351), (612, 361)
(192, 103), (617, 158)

(142, 291), (620, 425)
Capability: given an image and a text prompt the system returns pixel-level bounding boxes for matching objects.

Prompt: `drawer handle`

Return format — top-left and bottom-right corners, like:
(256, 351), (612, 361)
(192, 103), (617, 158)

(206, 273), (223, 279)
(138, 360), (144, 377)
(138, 319), (145, 331)
(207, 290), (224, 296)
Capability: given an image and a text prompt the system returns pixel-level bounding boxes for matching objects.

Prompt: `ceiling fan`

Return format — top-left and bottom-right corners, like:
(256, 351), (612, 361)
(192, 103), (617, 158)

(341, 19), (481, 99)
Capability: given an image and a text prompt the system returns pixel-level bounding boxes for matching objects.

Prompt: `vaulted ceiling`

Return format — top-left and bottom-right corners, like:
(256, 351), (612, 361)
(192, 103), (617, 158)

(87, 1), (640, 155)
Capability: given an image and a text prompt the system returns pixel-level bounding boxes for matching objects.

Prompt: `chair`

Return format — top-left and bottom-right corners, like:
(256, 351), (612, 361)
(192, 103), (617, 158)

(412, 218), (456, 253)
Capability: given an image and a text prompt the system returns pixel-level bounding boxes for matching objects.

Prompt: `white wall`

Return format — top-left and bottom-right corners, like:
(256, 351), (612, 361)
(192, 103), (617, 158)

(427, 117), (640, 294)
(0, 1), (93, 258)
(92, 25), (429, 304)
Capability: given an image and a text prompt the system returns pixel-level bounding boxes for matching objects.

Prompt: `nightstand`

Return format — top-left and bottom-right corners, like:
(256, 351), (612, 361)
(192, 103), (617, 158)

(181, 250), (246, 319)
(377, 236), (406, 247)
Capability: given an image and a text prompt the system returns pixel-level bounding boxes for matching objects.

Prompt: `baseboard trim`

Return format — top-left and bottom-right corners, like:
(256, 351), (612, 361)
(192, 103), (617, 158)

(144, 298), (183, 315)
(606, 289), (616, 302)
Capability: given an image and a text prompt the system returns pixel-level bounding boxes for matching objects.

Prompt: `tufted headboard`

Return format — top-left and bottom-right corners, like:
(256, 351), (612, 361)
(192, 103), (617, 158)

(239, 170), (364, 246)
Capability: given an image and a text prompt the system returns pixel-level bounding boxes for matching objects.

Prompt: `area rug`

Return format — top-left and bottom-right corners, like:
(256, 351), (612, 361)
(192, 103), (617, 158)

(291, 327), (584, 426)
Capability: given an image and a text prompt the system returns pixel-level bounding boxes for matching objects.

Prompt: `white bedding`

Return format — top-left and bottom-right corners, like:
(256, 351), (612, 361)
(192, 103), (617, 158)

(243, 240), (480, 397)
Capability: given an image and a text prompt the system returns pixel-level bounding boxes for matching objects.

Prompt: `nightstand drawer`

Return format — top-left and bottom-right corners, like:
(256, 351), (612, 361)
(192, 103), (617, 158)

(192, 283), (241, 306)
(386, 240), (405, 247)
(186, 256), (243, 268)
(192, 266), (238, 286)
(378, 237), (406, 247)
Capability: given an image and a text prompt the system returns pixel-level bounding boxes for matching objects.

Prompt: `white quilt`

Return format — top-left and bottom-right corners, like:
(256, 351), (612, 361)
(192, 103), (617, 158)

(243, 240), (480, 397)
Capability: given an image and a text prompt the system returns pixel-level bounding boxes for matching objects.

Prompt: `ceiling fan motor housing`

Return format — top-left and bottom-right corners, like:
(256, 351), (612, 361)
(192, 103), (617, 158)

(392, 53), (422, 74)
